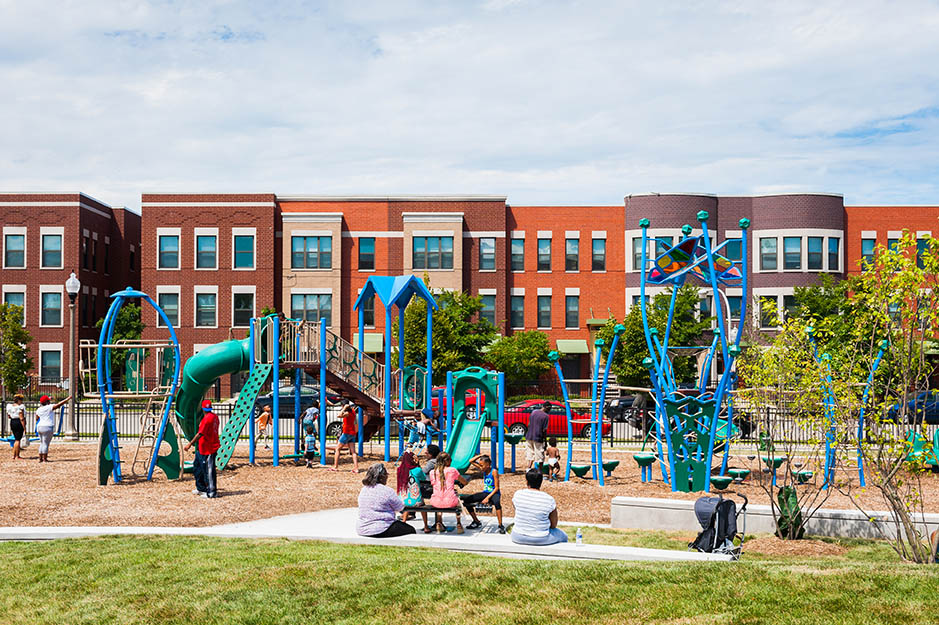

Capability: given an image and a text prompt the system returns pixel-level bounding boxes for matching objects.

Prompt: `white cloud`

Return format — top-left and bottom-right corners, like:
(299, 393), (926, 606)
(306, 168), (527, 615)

(1, 0), (939, 209)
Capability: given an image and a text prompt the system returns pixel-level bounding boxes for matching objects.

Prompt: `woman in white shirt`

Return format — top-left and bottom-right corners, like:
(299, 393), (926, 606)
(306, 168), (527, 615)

(6, 394), (27, 459)
(34, 395), (69, 463)
(511, 468), (569, 545)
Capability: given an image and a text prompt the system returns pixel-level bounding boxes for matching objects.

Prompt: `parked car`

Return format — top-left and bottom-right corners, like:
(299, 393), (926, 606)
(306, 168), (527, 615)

(887, 391), (939, 425)
(254, 385), (340, 418)
(605, 395), (637, 422)
(504, 399), (611, 438)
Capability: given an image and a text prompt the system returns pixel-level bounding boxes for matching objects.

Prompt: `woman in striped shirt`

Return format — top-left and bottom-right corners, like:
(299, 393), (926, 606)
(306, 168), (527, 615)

(510, 468), (568, 545)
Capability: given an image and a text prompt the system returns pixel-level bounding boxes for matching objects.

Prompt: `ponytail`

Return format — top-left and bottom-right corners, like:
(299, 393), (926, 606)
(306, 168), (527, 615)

(436, 452), (451, 486)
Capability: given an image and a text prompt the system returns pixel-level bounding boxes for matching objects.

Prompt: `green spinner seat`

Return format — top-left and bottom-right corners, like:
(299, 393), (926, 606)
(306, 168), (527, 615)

(503, 433), (525, 446)
(634, 453), (656, 483)
(794, 470), (814, 484)
(727, 468), (750, 481)
(710, 475), (733, 490)
(570, 464), (592, 478)
(602, 460), (620, 475)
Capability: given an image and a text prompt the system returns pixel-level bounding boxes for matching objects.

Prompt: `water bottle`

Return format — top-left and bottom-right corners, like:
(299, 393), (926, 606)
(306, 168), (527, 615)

(576, 527), (583, 544)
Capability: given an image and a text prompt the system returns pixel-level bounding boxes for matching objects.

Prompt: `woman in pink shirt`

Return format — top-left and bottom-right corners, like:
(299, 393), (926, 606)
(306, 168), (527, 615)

(428, 452), (464, 534)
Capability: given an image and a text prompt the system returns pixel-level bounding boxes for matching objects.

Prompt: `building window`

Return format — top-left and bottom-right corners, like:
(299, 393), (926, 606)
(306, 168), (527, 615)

(699, 296), (711, 321)
(158, 293), (179, 327)
(480, 295), (496, 325)
(91, 294), (97, 324)
(195, 293), (217, 327)
(41, 292), (62, 326)
(362, 296), (375, 328)
(727, 295), (742, 322)
(828, 238), (839, 271)
(358, 237), (375, 271)
(783, 236), (801, 270)
(3, 292), (25, 326)
(41, 234), (62, 269)
(537, 295), (551, 328)
(725, 238), (742, 261)
(412, 236), (453, 270)
(537, 238), (551, 271)
(291, 235), (332, 269)
(82, 235), (89, 269)
(4, 234), (25, 268)
(158, 235), (179, 269)
(233, 293), (254, 327)
(40, 349), (61, 383)
(783, 295), (798, 320)
(565, 296), (579, 328)
(479, 238), (496, 271)
(129, 246), (136, 272)
(91, 238), (97, 271)
(887, 237), (900, 252)
(632, 237), (643, 271)
(564, 238), (579, 272)
(104, 241), (110, 274)
(917, 239), (929, 269)
(511, 239), (524, 271)
(233, 235), (255, 269)
(592, 238), (606, 271)
(656, 236), (674, 256)
(510, 296), (524, 328)
(760, 238), (777, 271)
(81, 293), (88, 327)
(807, 237), (823, 270)
(196, 235), (217, 269)
(759, 296), (779, 329)
(861, 238), (875, 270)
(291, 294), (332, 326)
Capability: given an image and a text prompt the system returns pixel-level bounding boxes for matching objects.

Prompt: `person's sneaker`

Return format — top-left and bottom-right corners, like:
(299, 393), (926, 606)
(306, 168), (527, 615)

(498, 525), (506, 534)
(200, 492), (209, 498)
(192, 489), (204, 495)
(466, 520), (482, 530)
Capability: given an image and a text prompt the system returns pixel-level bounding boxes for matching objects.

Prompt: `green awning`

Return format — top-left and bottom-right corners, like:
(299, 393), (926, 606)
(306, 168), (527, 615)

(586, 318), (609, 327)
(363, 333), (384, 353)
(556, 339), (590, 354)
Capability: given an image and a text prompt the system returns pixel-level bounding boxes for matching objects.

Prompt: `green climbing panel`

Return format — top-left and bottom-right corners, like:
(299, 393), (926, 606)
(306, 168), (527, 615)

(97, 422), (114, 486)
(665, 396), (717, 492)
(155, 421), (183, 480)
(215, 363), (274, 471)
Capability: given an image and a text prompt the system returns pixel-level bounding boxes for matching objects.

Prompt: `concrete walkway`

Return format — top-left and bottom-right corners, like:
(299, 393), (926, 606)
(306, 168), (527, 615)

(0, 508), (730, 562)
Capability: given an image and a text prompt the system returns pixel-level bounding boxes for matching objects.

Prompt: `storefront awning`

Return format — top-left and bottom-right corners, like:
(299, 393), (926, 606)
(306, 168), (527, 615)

(363, 333), (384, 353)
(586, 318), (609, 327)
(556, 339), (590, 354)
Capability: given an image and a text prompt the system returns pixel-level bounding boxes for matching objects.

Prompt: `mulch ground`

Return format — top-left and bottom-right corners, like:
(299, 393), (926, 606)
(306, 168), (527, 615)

(3, 442), (939, 528)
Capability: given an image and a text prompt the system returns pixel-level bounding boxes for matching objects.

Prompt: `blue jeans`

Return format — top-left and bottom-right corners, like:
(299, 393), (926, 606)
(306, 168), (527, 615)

(510, 527), (569, 545)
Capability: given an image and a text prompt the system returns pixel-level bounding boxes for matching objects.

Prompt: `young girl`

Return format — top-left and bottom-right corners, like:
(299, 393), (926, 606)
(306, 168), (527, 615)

(332, 402), (360, 473)
(256, 405), (272, 449)
(545, 437), (561, 481)
(6, 394), (26, 459)
(428, 452), (463, 534)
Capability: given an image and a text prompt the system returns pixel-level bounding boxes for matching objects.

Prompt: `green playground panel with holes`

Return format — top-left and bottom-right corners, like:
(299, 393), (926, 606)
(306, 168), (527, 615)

(215, 363), (274, 471)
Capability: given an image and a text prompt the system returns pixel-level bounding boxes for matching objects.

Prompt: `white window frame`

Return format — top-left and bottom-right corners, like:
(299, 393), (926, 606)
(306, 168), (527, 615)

(478, 237), (497, 272)
(39, 226), (65, 270)
(156, 286), (181, 328)
(231, 285), (256, 328)
(591, 232), (607, 273)
(193, 285), (219, 329)
(751, 229), (844, 274)
(2, 284), (27, 327)
(290, 287), (334, 328)
(2, 226), (27, 270)
(38, 342), (64, 382)
(157, 227), (181, 271)
(194, 227), (219, 271)
(752, 287), (796, 330)
(564, 231), (580, 274)
(231, 227), (257, 270)
(39, 285), (64, 328)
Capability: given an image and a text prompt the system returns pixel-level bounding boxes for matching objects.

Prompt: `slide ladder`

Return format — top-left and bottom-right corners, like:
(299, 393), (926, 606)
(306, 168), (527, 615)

(215, 363), (274, 470)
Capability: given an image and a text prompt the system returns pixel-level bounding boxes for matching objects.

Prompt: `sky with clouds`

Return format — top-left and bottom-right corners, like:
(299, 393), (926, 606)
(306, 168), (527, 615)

(2, 0), (939, 210)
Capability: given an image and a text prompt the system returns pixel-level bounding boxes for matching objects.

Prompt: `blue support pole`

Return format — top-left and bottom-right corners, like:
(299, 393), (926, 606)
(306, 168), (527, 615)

(294, 365), (301, 456)
(596, 328), (623, 487)
(357, 306), (365, 457)
(436, 387), (445, 448)
(383, 308), (392, 461)
(446, 371), (454, 438)
(142, 292), (182, 481)
(497, 372), (505, 475)
(272, 316), (281, 467)
(319, 321), (327, 466)
(248, 318), (256, 465)
(426, 304), (433, 412)
(589, 340), (603, 481)
(552, 360), (575, 482)
(858, 340), (887, 487)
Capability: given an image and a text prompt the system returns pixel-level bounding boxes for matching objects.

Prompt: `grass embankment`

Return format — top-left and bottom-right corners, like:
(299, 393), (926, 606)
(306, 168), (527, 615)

(1, 534), (937, 625)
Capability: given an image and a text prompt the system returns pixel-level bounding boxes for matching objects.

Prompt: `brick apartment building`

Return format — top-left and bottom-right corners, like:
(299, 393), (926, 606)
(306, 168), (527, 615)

(0, 193), (140, 388)
(3, 190), (938, 395)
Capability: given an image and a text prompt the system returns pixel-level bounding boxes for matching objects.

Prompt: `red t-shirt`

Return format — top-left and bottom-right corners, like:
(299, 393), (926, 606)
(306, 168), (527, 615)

(197, 411), (221, 455)
(342, 410), (357, 435)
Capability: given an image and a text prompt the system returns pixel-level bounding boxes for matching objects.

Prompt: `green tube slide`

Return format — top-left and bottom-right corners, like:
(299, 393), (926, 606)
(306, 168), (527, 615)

(174, 338), (252, 440)
(445, 368), (498, 472)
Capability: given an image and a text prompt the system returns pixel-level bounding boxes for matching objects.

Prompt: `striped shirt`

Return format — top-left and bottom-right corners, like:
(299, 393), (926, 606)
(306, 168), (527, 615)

(512, 488), (557, 539)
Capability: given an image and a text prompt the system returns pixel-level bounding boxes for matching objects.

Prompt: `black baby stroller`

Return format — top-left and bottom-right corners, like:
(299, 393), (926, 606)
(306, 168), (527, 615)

(689, 493), (748, 560)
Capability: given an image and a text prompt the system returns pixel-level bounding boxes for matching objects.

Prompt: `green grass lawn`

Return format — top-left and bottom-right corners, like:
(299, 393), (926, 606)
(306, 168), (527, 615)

(1, 534), (938, 625)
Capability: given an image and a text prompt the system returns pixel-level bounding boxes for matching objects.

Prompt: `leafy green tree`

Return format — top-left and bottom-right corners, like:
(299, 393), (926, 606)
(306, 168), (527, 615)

(95, 303), (144, 374)
(485, 330), (551, 384)
(596, 284), (712, 386)
(0, 303), (33, 398)
(395, 288), (497, 384)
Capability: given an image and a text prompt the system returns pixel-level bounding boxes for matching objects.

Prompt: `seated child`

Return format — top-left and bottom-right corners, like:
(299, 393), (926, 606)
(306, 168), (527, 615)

(545, 437), (561, 481)
(428, 452), (463, 534)
(407, 412), (435, 447)
(303, 425), (317, 468)
(461, 454), (504, 533)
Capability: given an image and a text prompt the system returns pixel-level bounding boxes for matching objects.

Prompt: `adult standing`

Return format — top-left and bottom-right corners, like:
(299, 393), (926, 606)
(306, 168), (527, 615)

(511, 468), (568, 545)
(35, 395), (69, 463)
(356, 464), (416, 538)
(185, 399), (220, 498)
(6, 394), (27, 459)
(525, 402), (551, 469)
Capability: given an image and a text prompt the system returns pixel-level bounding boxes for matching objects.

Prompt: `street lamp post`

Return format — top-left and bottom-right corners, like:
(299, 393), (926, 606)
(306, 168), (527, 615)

(65, 271), (81, 441)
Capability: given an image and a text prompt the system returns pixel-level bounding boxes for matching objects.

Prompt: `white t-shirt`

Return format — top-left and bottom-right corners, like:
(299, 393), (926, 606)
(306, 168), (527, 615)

(36, 404), (56, 429)
(512, 488), (557, 538)
(6, 403), (25, 422)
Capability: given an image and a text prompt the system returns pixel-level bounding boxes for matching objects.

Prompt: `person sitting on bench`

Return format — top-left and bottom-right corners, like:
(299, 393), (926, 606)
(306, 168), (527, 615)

(461, 455), (504, 533)
(428, 452), (463, 534)
(511, 468), (568, 546)
(357, 464), (416, 538)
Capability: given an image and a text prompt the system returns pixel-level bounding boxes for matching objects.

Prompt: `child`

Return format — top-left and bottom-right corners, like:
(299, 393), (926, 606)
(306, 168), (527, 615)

(184, 399), (220, 498)
(428, 452), (463, 534)
(256, 404), (272, 449)
(461, 455), (504, 533)
(407, 412), (434, 447)
(303, 425), (317, 468)
(545, 437), (561, 481)
(332, 401), (360, 473)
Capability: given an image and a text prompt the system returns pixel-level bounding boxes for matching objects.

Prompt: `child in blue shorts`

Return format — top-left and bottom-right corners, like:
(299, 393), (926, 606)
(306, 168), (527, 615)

(304, 425), (317, 468)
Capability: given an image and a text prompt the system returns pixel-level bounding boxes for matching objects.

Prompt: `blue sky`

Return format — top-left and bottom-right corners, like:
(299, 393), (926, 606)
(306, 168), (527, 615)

(2, 0), (939, 210)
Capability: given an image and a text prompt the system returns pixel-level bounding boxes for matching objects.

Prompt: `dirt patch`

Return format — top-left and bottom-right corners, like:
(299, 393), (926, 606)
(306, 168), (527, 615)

(744, 536), (847, 557)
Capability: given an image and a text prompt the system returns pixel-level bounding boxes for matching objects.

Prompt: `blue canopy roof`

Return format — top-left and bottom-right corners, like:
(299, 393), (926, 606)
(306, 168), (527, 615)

(354, 275), (438, 312)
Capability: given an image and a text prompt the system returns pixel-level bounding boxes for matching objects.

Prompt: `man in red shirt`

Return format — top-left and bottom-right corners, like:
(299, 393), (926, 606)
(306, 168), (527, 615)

(185, 399), (221, 498)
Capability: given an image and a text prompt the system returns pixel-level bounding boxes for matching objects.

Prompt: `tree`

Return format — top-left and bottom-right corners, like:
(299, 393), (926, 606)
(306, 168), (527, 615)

(0, 303), (33, 398)
(485, 330), (551, 384)
(395, 288), (498, 384)
(596, 284), (712, 387)
(95, 303), (144, 376)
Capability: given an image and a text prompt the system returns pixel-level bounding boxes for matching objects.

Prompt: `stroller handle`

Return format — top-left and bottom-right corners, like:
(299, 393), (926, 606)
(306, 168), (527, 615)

(734, 492), (748, 510)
